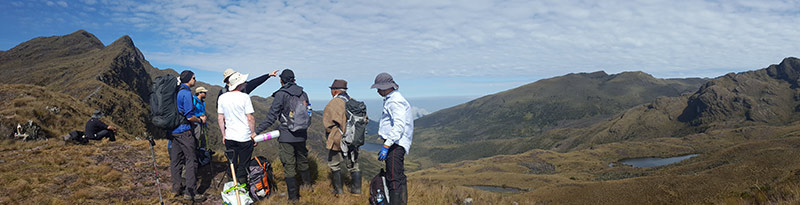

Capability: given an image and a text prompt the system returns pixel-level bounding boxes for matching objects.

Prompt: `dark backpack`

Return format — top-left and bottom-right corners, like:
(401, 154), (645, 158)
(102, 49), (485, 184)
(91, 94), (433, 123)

(247, 156), (277, 200)
(66, 130), (87, 144)
(369, 169), (390, 205)
(150, 75), (188, 130)
(280, 91), (311, 132)
(336, 96), (368, 147)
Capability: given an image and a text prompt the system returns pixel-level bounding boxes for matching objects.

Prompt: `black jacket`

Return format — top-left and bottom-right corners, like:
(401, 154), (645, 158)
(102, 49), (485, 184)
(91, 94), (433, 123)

(256, 82), (309, 143)
(217, 74), (272, 101)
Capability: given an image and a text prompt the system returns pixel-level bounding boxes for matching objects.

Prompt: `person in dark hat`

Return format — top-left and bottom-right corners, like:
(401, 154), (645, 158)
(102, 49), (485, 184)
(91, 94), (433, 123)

(254, 69), (312, 202)
(371, 72), (413, 205)
(84, 110), (117, 142)
(322, 79), (363, 195)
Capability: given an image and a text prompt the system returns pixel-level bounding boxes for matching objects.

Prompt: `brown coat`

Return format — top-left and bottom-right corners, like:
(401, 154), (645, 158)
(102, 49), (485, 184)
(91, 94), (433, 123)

(323, 97), (347, 151)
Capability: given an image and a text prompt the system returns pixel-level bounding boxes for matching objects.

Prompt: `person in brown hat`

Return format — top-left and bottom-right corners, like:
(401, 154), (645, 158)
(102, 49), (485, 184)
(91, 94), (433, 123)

(323, 79), (363, 195)
(371, 72), (413, 205)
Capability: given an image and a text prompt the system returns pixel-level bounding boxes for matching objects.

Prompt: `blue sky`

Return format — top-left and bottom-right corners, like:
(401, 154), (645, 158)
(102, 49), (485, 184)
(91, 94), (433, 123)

(2, 0), (800, 105)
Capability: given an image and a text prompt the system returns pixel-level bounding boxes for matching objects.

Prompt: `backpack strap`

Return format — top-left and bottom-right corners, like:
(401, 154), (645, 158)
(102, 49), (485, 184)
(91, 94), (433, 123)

(254, 157), (269, 193)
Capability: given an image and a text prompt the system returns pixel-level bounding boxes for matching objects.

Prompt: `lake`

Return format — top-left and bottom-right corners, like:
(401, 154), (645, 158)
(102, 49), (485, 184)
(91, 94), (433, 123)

(468, 185), (526, 193)
(617, 154), (700, 168)
(361, 142), (383, 152)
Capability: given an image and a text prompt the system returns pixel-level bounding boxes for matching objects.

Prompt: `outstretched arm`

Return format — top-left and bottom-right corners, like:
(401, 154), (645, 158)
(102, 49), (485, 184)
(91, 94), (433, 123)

(243, 70), (278, 94)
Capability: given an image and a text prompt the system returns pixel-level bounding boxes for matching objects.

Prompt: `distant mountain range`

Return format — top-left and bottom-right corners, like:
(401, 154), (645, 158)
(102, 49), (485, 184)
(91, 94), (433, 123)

(411, 70), (708, 165)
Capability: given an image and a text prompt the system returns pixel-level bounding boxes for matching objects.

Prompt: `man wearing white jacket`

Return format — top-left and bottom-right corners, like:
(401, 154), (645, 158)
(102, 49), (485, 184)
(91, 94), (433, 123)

(371, 72), (413, 205)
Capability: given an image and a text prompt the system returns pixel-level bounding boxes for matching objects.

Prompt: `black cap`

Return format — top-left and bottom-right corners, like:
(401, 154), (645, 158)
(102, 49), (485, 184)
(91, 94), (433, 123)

(280, 69), (295, 83)
(180, 70), (194, 83)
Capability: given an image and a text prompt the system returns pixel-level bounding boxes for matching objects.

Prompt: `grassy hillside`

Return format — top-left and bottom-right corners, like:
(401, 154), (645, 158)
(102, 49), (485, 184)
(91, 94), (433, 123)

(545, 57), (800, 152)
(413, 71), (707, 164)
(411, 123), (800, 204)
(0, 30), (155, 139)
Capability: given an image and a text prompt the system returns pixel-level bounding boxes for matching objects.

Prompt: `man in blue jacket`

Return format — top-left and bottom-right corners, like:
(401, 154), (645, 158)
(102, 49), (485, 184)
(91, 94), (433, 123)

(170, 70), (205, 202)
(372, 72), (413, 205)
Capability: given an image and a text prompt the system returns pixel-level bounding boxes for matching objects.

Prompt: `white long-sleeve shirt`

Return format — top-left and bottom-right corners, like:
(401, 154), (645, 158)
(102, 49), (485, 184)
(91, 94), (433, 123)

(378, 91), (413, 154)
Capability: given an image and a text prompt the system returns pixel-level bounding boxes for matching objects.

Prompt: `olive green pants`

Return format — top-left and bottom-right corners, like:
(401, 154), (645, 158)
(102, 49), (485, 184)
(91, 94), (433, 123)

(279, 142), (310, 178)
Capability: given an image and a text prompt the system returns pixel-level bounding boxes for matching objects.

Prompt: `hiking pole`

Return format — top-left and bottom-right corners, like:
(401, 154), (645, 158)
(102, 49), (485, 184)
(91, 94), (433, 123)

(148, 135), (165, 205)
(225, 149), (242, 205)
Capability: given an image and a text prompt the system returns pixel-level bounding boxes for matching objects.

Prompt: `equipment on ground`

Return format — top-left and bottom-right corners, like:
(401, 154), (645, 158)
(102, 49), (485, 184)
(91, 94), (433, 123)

(247, 156), (277, 200)
(369, 169), (390, 205)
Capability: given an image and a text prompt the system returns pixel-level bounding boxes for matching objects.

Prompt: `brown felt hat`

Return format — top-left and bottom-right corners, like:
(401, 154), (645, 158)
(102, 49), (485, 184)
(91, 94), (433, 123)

(329, 79), (348, 89)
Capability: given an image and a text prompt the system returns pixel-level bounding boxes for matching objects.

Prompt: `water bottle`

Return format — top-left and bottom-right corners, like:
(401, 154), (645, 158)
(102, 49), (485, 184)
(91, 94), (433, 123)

(307, 104), (312, 117)
(376, 189), (385, 204)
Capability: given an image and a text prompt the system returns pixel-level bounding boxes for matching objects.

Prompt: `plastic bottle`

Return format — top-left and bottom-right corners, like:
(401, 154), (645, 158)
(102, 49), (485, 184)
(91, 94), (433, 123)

(376, 189), (385, 204)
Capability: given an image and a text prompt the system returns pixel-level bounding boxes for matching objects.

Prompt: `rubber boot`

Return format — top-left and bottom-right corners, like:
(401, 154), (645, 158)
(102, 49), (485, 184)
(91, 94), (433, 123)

(286, 177), (300, 202)
(350, 171), (362, 195)
(331, 170), (343, 195)
(300, 169), (312, 189)
(389, 188), (403, 205)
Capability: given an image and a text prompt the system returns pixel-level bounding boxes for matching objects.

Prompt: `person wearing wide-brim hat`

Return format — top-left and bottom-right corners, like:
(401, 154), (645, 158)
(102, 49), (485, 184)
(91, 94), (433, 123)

(371, 72), (413, 205)
(217, 72), (258, 187)
(217, 68), (279, 101)
(323, 79), (363, 195)
(84, 110), (117, 142)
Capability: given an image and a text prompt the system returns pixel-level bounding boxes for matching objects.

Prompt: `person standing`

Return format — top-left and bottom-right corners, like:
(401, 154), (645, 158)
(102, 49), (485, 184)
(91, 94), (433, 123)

(217, 72), (258, 185)
(254, 69), (311, 202)
(84, 110), (116, 142)
(323, 79), (362, 195)
(170, 70), (205, 202)
(193, 87), (209, 150)
(217, 68), (278, 101)
(371, 73), (413, 205)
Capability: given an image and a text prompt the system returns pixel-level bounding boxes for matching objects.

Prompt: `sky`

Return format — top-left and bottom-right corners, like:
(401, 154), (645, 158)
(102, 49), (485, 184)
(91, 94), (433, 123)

(2, 0), (800, 107)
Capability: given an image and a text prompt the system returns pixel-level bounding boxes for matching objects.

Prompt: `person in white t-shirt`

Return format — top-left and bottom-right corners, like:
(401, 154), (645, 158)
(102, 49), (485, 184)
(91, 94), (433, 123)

(217, 72), (257, 184)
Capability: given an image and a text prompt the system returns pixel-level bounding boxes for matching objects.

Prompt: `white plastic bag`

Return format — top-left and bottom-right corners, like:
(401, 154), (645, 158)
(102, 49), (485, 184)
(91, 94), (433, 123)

(222, 182), (253, 205)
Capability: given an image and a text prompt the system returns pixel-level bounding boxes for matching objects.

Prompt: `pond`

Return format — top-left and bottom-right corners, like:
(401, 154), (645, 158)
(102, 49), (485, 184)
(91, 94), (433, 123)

(360, 142), (383, 152)
(468, 185), (526, 193)
(616, 154), (699, 168)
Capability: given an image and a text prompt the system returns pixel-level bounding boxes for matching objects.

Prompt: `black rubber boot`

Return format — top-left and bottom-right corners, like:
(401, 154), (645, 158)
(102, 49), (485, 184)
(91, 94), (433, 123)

(300, 169), (312, 189)
(286, 177), (300, 202)
(389, 188), (403, 205)
(350, 171), (362, 195)
(331, 170), (343, 195)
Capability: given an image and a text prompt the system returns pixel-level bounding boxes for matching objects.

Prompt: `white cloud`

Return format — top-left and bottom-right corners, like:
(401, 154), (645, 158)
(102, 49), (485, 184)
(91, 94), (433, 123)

(72, 0), (800, 97)
(56, 1), (67, 7)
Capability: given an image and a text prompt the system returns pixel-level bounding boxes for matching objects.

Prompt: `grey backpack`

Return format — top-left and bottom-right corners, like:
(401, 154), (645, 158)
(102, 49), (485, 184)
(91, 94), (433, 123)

(337, 96), (368, 147)
(281, 92), (311, 132)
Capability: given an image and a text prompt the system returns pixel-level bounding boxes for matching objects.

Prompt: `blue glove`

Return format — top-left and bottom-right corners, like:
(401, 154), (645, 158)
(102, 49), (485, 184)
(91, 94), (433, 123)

(378, 145), (390, 161)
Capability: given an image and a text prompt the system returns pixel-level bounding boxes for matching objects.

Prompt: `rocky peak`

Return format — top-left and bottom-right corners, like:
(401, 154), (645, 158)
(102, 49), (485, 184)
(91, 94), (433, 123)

(1, 30), (104, 63)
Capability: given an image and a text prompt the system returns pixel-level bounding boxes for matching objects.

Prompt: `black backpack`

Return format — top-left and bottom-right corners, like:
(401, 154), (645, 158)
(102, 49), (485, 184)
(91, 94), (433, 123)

(369, 169), (390, 205)
(280, 91), (311, 132)
(247, 156), (277, 200)
(336, 96), (368, 147)
(150, 75), (188, 130)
